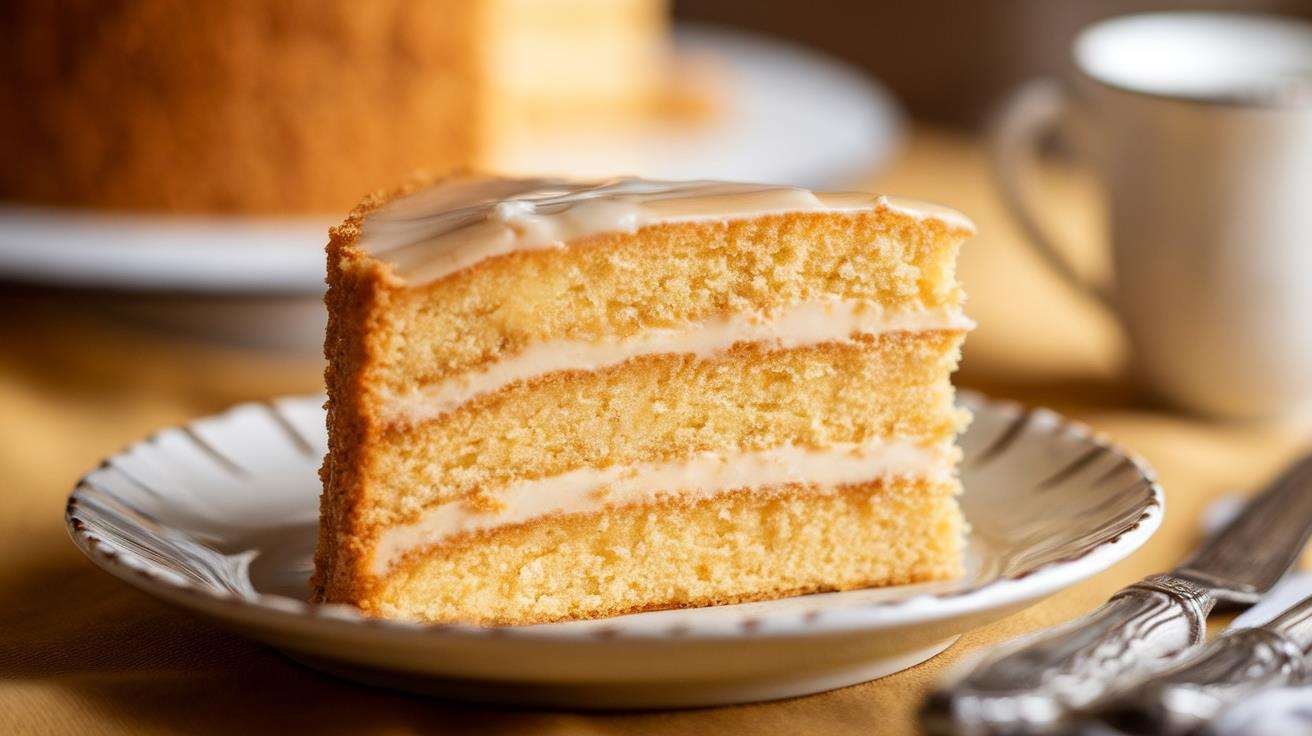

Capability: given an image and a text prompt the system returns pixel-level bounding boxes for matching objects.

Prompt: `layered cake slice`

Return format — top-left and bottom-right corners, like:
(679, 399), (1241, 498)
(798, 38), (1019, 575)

(314, 176), (975, 625)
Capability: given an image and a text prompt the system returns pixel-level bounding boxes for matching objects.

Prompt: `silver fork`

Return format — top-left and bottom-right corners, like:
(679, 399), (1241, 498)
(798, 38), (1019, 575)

(923, 451), (1312, 735)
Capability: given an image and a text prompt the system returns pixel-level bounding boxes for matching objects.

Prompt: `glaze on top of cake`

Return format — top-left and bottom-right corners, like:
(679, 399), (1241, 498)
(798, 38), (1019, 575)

(360, 177), (975, 284)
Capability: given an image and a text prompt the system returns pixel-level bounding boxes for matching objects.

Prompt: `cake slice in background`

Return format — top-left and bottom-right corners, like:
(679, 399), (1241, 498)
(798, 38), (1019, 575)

(314, 176), (974, 625)
(0, 0), (671, 214)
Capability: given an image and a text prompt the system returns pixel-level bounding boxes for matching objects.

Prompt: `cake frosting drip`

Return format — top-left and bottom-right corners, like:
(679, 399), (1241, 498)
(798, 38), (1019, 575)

(373, 439), (960, 574)
(360, 176), (976, 284)
(381, 300), (975, 424)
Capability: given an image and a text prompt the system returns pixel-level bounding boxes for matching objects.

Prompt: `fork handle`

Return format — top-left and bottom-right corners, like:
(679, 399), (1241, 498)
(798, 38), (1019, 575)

(1089, 627), (1310, 736)
(922, 574), (1215, 736)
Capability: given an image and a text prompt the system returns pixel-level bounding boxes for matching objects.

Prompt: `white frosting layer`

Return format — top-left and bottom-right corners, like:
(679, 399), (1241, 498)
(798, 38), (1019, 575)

(372, 439), (958, 575)
(382, 301), (974, 423)
(361, 177), (975, 284)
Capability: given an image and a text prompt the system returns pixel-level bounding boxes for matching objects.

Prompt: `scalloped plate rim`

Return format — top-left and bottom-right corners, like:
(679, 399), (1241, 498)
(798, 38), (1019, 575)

(64, 390), (1164, 644)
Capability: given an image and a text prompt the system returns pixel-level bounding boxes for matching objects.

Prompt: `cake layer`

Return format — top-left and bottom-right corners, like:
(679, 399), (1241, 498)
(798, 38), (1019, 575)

(348, 202), (968, 394)
(374, 438), (960, 574)
(360, 330), (967, 526)
(381, 300), (973, 423)
(372, 477), (965, 625)
(481, 0), (665, 117)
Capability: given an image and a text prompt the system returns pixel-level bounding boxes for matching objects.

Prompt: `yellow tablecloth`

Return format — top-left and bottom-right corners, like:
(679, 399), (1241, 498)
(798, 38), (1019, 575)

(3, 129), (1307, 735)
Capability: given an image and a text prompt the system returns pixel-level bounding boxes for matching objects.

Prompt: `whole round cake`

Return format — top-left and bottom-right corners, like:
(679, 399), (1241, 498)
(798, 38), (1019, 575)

(0, 0), (667, 214)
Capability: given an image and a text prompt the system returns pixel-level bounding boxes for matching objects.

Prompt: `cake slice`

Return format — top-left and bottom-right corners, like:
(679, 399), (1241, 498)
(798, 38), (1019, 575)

(313, 176), (975, 625)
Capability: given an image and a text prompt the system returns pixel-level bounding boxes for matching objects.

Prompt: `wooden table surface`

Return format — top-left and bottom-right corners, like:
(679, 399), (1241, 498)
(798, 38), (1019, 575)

(2, 127), (1307, 735)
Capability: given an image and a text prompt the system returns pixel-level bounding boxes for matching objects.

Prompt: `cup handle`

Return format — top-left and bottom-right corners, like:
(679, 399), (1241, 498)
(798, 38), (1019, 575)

(989, 79), (1115, 312)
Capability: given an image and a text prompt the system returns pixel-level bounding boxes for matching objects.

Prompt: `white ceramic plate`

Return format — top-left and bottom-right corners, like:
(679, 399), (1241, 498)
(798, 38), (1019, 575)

(0, 26), (901, 295)
(65, 392), (1162, 709)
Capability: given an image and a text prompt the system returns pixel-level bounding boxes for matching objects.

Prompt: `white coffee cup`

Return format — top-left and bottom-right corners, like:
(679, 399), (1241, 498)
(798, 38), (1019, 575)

(992, 12), (1312, 419)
